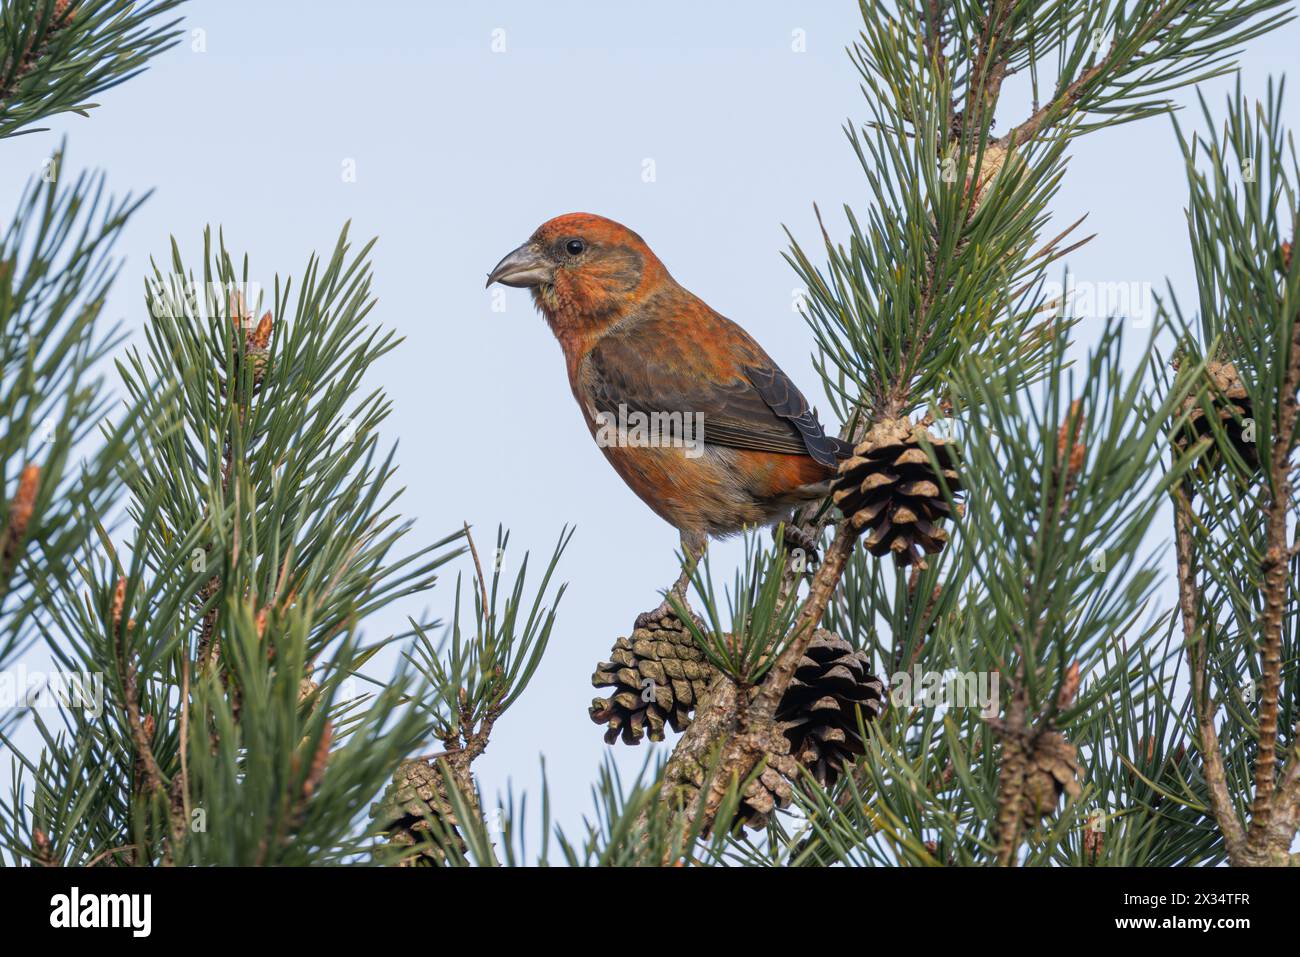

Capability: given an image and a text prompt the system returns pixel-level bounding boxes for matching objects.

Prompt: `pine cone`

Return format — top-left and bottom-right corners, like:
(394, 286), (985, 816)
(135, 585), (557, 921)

(371, 759), (462, 866)
(1022, 731), (1083, 824)
(735, 741), (800, 831)
(776, 630), (886, 787)
(590, 611), (717, 744)
(728, 633), (886, 832)
(965, 139), (1013, 212)
(243, 309), (273, 385)
(1175, 359), (1258, 473)
(832, 417), (962, 567)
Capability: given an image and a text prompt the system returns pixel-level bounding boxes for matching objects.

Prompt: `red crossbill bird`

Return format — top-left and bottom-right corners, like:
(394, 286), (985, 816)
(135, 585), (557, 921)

(487, 213), (850, 616)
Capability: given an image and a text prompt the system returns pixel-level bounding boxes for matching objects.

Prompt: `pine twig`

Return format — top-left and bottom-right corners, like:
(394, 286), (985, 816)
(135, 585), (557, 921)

(1173, 488), (1248, 859)
(992, 678), (1031, 866)
(1246, 306), (1300, 856)
(0, 0), (76, 107)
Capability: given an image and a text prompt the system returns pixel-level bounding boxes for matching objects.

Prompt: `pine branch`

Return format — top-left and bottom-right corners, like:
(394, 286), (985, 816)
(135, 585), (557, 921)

(0, 0), (75, 106)
(0, 0), (185, 139)
(1174, 487), (1248, 857)
(1162, 79), (1300, 865)
(660, 0), (1286, 840)
(992, 675), (1031, 865)
(1246, 315), (1300, 851)
(0, 156), (148, 674)
(378, 525), (570, 864)
(2, 224), (477, 866)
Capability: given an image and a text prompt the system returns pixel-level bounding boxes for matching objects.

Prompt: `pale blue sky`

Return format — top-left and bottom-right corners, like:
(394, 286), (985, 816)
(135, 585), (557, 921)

(4, 0), (1299, 845)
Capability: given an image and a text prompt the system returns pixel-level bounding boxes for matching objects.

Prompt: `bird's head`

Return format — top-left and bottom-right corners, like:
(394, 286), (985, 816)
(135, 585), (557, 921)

(486, 213), (667, 330)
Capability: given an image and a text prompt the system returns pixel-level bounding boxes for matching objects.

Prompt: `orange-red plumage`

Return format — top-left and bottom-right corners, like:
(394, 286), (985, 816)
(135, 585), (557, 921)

(487, 213), (848, 576)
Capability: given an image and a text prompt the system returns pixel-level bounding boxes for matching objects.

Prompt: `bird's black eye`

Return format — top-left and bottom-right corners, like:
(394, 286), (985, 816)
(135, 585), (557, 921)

(565, 238), (586, 256)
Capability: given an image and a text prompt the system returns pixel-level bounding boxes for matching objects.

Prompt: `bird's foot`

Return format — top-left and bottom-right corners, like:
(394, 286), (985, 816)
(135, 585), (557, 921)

(634, 592), (699, 632)
(777, 524), (821, 567)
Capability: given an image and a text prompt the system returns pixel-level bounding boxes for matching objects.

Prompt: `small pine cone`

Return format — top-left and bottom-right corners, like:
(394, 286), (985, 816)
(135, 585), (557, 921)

(832, 417), (962, 567)
(239, 310), (273, 387)
(776, 630), (886, 788)
(227, 292), (273, 389)
(1052, 400), (1087, 502)
(2, 463), (40, 571)
(1175, 359), (1258, 473)
(370, 759), (462, 866)
(1022, 731), (1083, 824)
(32, 827), (57, 866)
(590, 612), (716, 745)
(735, 743), (801, 831)
(965, 139), (1013, 212)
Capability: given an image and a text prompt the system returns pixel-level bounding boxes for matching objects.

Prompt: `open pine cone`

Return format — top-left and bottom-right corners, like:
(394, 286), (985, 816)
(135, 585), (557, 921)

(1174, 359), (1258, 474)
(1022, 731), (1083, 824)
(777, 630), (886, 787)
(371, 759), (463, 866)
(731, 633), (886, 831)
(590, 610), (717, 745)
(832, 417), (962, 567)
(735, 741), (801, 831)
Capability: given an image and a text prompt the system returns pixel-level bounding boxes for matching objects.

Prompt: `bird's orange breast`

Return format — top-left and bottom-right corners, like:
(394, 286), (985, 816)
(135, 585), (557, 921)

(573, 397), (832, 539)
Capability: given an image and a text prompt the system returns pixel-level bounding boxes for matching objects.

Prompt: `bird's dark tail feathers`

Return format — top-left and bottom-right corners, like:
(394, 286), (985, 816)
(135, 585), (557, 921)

(827, 436), (856, 461)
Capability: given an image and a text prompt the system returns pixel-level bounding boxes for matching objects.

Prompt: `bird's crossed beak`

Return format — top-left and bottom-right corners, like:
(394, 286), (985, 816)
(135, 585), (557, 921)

(486, 242), (553, 289)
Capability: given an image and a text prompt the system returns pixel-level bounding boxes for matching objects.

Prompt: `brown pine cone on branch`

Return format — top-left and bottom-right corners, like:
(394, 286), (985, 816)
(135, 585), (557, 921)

(370, 759), (463, 866)
(590, 610), (717, 745)
(1174, 359), (1258, 475)
(734, 738), (800, 831)
(832, 417), (963, 567)
(1022, 730), (1083, 824)
(729, 632), (885, 832)
(777, 630), (886, 787)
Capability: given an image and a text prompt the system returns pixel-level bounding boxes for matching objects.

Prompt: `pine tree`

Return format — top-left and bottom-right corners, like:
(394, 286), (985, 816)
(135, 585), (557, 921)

(1, 0), (181, 861)
(0, 0), (570, 867)
(3, 0), (1300, 871)
(368, 0), (1300, 868)
(1162, 80), (1300, 866)
(2, 0), (183, 676)
(635, 0), (1300, 867)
